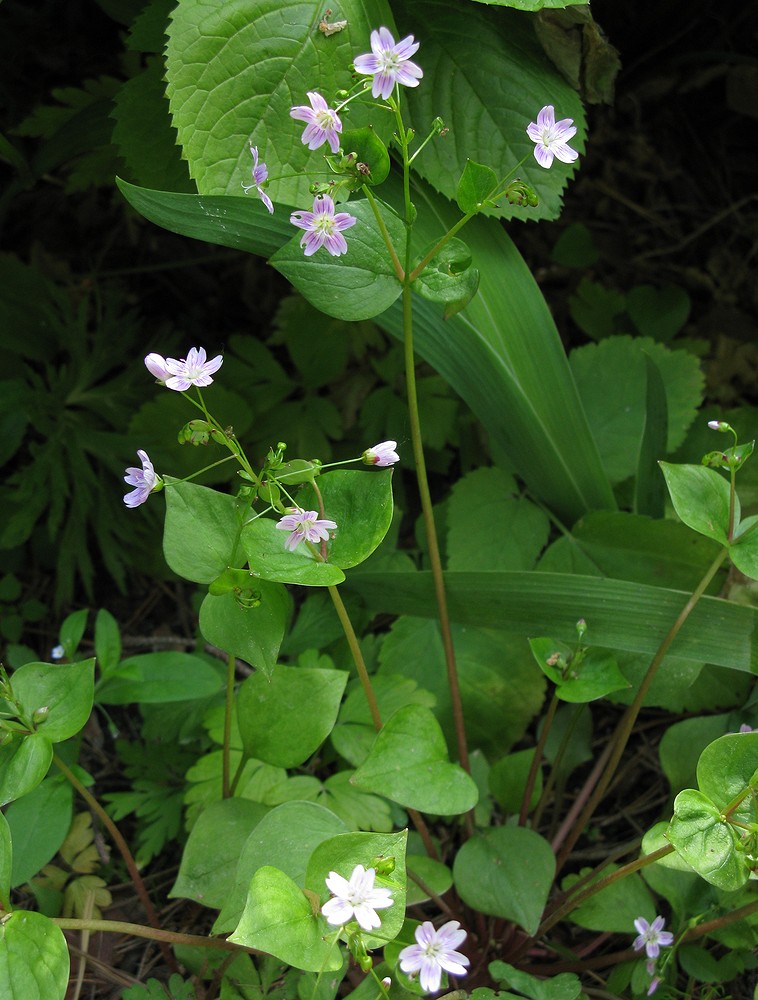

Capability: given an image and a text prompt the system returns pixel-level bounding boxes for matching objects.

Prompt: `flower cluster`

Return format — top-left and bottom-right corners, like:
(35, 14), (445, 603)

(320, 864), (468, 994)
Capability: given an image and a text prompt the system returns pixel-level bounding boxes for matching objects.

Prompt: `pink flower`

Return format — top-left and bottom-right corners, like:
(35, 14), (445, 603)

(321, 864), (393, 931)
(399, 920), (469, 993)
(290, 92), (342, 154)
(290, 194), (356, 257)
(354, 27), (423, 101)
(363, 441), (399, 467)
(123, 450), (160, 508)
(242, 146), (274, 214)
(144, 353), (171, 382)
(276, 508), (337, 551)
(526, 105), (578, 169)
(633, 915), (674, 960)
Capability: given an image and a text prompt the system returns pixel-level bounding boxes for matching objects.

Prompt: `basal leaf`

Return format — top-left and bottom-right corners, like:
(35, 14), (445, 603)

(0, 910), (69, 1000)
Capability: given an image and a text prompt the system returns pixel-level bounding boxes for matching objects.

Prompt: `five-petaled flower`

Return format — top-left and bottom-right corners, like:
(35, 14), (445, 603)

(290, 92), (343, 154)
(526, 105), (579, 169)
(145, 347), (223, 391)
(242, 146), (274, 214)
(399, 920), (470, 993)
(321, 864), (393, 931)
(354, 27), (423, 101)
(363, 441), (399, 467)
(276, 508), (337, 551)
(123, 450), (161, 508)
(633, 915), (674, 960)
(290, 194), (356, 257)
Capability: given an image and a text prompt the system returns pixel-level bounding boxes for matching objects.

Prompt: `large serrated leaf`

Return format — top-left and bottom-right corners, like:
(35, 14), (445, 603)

(399, 0), (585, 222)
(164, 0), (394, 205)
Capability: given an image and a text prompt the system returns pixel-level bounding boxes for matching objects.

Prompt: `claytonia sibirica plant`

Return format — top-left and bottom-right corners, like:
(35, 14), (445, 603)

(123, 449), (162, 508)
(242, 145), (274, 213)
(275, 508), (337, 551)
(399, 921), (470, 993)
(353, 26), (423, 100)
(526, 105), (579, 169)
(290, 91), (342, 153)
(290, 194), (357, 257)
(363, 440), (400, 467)
(321, 864), (394, 931)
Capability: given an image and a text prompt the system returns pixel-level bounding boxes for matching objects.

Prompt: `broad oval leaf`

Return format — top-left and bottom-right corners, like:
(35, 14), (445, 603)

(199, 582), (292, 679)
(95, 652), (222, 705)
(453, 826), (554, 934)
(163, 478), (246, 583)
(696, 732), (758, 823)
(9, 659), (95, 743)
(456, 160), (499, 214)
(0, 910), (69, 1000)
(659, 462), (734, 545)
(351, 704), (478, 814)
(237, 666), (349, 767)
(0, 733), (53, 807)
(666, 788), (749, 891)
(240, 517), (345, 586)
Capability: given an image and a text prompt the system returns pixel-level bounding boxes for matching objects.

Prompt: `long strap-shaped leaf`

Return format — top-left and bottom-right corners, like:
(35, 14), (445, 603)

(346, 570), (758, 673)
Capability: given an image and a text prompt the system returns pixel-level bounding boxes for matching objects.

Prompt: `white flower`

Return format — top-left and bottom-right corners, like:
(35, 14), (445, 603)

(290, 92), (343, 154)
(633, 915), (674, 960)
(526, 105), (578, 169)
(276, 509), (337, 552)
(290, 194), (356, 257)
(399, 920), (469, 993)
(363, 441), (399, 467)
(321, 864), (393, 931)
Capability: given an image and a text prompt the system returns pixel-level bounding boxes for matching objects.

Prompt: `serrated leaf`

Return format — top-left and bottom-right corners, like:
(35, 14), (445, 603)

(164, 0), (394, 206)
(401, 0), (584, 222)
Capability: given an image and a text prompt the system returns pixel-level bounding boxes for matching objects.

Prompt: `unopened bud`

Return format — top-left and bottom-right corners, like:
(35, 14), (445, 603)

(32, 706), (50, 724)
(432, 117), (445, 134)
(576, 619), (587, 639)
(708, 420), (729, 432)
(382, 978), (392, 988)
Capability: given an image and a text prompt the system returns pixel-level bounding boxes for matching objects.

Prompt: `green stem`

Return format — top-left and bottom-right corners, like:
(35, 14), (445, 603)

(222, 651), (235, 799)
(328, 585), (382, 732)
(363, 184), (404, 281)
(52, 917), (255, 952)
(53, 753), (179, 973)
(401, 282), (470, 781)
(554, 546), (730, 871)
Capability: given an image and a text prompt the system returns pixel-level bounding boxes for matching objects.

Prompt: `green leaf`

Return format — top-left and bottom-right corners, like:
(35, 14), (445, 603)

(349, 570), (758, 673)
(58, 608), (89, 659)
(413, 238), (480, 319)
(271, 201), (403, 322)
(659, 463), (733, 545)
(230, 866), (342, 972)
(163, 479), (246, 583)
(453, 827), (554, 934)
(199, 583), (292, 679)
(6, 776), (73, 888)
(667, 788), (749, 891)
(469, 0), (589, 7)
(489, 962), (582, 1000)
(456, 160), (499, 214)
(117, 179), (291, 257)
(447, 468), (549, 571)
(240, 518), (345, 587)
(95, 652), (222, 704)
(489, 749), (542, 815)
(213, 801), (348, 934)
(0, 733), (53, 807)
(402, 0), (584, 222)
(570, 336), (704, 484)
(696, 732), (758, 822)
(405, 854), (453, 906)
(627, 284), (691, 344)
(378, 619), (545, 758)
(10, 659), (95, 743)
(0, 910), (69, 1000)
(94, 609), (121, 678)
(729, 518), (758, 580)
(634, 352), (668, 518)
(0, 811), (10, 910)
(528, 641), (630, 703)
(658, 715), (730, 796)
(297, 470), (394, 569)
(237, 666), (348, 767)
(164, 0), (394, 205)
(171, 798), (269, 909)
(351, 704), (478, 814)
(305, 829), (408, 947)
(340, 127), (390, 186)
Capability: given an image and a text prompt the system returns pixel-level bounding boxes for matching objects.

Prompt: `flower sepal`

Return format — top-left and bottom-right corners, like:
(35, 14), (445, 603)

(178, 419), (217, 447)
(503, 180), (539, 208)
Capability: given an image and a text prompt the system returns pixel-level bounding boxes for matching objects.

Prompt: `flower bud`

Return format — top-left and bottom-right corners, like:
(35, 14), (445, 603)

(32, 706), (50, 724)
